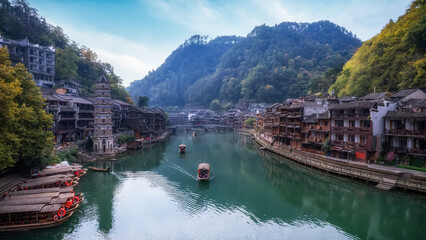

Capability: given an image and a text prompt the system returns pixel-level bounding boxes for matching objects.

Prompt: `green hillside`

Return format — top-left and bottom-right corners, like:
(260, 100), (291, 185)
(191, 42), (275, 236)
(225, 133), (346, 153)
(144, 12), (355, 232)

(330, 0), (426, 97)
(128, 21), (362, 107)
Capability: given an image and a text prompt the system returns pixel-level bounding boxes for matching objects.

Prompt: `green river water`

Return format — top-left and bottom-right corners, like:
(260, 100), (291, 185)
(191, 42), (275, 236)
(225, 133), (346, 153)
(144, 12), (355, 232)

(4, 132), (426, 240)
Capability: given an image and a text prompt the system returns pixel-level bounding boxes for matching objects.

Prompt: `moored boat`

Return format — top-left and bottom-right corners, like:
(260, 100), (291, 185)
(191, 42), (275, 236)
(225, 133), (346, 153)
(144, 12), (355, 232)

(0, 203), (75, 231)
(179, 144), (186, 153)
(192, 132), (197, 136)
(4, 187), (74, 197)
(18, 177), (78, 190)
(197, 163), (210, 181)
(88, 166), (112, 172)
(36, 166), (86, 178)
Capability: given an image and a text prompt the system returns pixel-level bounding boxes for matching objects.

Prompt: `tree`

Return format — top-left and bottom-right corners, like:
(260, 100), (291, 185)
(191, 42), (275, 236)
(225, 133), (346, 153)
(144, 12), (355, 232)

(0, 47), (54, 170)
(138, 96), (149, 107)
(244, 118), (255, 128)
(55, 46), (78, 80)
(321, 138), (331, 155)
(329, 0), (426, 96)
(209, 99), (221, 110)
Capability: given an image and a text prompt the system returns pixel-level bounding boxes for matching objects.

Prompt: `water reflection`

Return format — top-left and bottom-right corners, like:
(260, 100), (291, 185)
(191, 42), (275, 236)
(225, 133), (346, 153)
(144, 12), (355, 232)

(4, 132), (425, 240)
(259, 142), (426, 240)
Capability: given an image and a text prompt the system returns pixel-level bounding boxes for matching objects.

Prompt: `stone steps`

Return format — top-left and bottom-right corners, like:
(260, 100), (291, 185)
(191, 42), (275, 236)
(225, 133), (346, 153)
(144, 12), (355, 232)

(375, 182), (396, 191)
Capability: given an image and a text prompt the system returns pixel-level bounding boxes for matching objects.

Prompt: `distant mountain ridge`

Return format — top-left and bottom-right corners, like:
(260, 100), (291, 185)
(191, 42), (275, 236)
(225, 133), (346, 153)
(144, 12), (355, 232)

(128, 20), (362, 107)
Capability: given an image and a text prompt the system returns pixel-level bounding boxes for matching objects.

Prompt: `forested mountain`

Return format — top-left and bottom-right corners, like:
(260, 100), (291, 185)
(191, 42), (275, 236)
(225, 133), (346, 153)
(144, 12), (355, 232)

(330, 0), (426, 97)
(0, 0), (132, 103)
(128, 35), (242, 106)
(128, 21), (362, 107)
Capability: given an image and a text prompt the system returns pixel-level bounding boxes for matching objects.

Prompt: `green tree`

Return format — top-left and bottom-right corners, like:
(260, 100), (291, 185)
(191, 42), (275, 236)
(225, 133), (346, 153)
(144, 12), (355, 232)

(0, 47), (54, 170)
(138, 96), (149, 107)
(322, 138), (331, 155)
(55, 46), (78, 80)
(244, 117), (255, 128)
(209, 99), (221, 110)
(330, 0), (426, 96)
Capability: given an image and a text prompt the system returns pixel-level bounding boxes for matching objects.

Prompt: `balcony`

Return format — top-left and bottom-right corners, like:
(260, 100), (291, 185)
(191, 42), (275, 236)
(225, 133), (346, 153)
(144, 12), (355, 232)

(79, 109), (94, 113)
(287, 114), (302, 119)
(385, 129), (426, 136)
(331, 126), (370, 134)
(332, 140), (367, 149)
(61, 107), (76, 112)
(332, 113), (369, 119)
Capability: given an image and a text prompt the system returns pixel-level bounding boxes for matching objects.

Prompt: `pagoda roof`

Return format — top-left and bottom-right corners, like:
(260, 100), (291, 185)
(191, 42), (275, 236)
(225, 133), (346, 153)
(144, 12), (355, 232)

(96, 75), (109, 83)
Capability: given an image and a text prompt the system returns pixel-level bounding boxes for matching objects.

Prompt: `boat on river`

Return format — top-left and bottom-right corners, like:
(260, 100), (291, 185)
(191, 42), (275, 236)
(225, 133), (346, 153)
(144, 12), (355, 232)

(192, 132), (197, 137)
(179, 144), (186, 153)
(88, 166), (112, 172)
(1, 192), (84, 209)
(18, 177), (78, 190)
(36, 165), (86, 178)
(197, 163), (210, 181)
(0, 203), (77, 232)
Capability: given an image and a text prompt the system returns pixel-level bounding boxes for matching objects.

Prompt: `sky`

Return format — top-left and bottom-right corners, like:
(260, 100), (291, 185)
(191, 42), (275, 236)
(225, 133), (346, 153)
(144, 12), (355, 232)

(29, 0), (412, 87)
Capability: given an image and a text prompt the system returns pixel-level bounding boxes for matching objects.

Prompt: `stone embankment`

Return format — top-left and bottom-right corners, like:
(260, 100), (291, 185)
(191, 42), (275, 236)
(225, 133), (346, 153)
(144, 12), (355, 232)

(240, 129), (426, 193)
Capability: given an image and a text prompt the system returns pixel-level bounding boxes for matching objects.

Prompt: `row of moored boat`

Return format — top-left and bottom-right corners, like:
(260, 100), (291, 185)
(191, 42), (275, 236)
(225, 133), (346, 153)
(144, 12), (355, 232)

(0, 163), (86, 232)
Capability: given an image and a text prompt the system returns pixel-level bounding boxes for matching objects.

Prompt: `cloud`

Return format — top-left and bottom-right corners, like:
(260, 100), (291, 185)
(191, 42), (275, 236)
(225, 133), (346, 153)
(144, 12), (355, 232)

(142, 0), (258, 37)
(57, 24), (174, 86)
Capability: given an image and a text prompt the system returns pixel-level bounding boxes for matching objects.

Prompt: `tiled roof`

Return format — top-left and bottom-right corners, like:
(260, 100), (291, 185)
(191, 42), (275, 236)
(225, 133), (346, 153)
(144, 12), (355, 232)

(360, 92), (389, 100)
(59, 95), (93, 105)
(401, 98), (426, 108)
(317, 112), (329, 119)
(391, 89), (419, 98)
(329, 101), (376, 110)
(385, 111), (426, 119)
(303, 114), (317, 123)
(111, 99), (132, 106)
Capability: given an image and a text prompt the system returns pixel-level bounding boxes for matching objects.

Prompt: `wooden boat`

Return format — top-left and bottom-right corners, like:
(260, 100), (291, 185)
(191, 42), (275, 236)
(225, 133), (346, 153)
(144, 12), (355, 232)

(5, 187), (74, 197)
(179, 144), (186, 153)
(0, 203), (75, 232)
(18, 178), (78, 190)
(197, 163), (211, 181)
(88, 166), (112, 172)
(1, 192), (84, 209)
(36, 166), (85, 178)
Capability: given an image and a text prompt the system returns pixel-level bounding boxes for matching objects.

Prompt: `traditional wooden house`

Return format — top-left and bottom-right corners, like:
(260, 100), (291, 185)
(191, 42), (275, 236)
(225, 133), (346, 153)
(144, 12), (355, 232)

(384, 98), (426, 157)
(301, 112), (330, 154)
(329, 101), (375, 161)
(285, 100), (304, 150)
(124, 107), (166, 140)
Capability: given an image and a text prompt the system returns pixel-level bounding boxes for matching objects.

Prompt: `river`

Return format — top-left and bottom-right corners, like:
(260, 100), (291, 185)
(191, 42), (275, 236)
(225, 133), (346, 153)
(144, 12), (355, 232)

(6, 132), (426, 240)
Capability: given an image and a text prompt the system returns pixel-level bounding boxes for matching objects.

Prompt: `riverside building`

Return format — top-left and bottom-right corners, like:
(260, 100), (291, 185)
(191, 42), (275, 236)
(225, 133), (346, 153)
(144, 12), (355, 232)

(0, 35), (55, 87)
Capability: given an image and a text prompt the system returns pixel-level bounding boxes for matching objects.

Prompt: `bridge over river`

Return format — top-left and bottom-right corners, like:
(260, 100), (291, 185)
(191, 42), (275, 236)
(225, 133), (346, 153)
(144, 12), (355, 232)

(168, 124), (233, 133)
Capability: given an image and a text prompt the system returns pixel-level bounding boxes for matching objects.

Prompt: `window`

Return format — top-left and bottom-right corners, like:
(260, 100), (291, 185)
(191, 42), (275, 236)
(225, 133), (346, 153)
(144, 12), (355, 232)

(348, 135), (355, 142)
(349, 120), (355, 127)
(360, 136), (366, 144)
(361, 120), (371, 129)
(337, 134), (343, 141)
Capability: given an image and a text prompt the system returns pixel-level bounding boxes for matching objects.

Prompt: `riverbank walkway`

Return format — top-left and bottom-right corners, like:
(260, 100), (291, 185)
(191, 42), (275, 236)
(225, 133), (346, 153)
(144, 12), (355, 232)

(239, 129), (426, 192)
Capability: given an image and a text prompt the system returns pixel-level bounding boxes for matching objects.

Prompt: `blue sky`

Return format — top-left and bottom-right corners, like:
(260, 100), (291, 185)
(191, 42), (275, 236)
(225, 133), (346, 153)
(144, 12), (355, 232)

(29, 0), (412, 87)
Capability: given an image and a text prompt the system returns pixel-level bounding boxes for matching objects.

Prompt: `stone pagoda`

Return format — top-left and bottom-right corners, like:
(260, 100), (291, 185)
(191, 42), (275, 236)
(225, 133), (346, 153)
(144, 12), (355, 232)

(93, 75), (114, 155)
